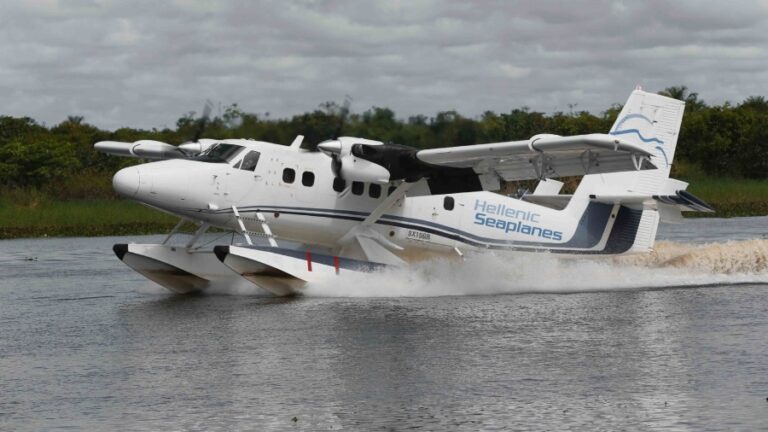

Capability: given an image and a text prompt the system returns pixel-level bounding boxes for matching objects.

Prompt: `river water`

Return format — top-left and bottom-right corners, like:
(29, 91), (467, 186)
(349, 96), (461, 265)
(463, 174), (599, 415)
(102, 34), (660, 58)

(1, 217), (767, 431)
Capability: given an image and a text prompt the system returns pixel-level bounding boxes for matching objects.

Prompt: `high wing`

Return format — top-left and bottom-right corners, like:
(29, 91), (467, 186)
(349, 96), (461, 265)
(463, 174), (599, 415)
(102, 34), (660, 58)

(415, 133), (656, 181)
(94, 139), (223, 160)
(95, 136), (305, 160)
(95, 140), (189, 160)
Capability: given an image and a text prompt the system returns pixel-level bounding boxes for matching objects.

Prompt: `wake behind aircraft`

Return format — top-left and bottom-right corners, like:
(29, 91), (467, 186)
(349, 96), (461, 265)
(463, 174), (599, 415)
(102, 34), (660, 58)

(95, 88), (713, 295)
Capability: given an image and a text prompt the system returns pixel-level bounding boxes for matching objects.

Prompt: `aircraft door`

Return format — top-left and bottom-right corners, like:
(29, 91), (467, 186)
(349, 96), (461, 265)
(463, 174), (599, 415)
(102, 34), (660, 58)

(225, 150), (263, 202)
(448, 195), (467, 250)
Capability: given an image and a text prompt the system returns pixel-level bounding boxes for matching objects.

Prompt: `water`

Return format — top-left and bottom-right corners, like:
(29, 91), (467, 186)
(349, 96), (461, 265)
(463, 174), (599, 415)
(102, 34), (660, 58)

(1, 217), (767, 430)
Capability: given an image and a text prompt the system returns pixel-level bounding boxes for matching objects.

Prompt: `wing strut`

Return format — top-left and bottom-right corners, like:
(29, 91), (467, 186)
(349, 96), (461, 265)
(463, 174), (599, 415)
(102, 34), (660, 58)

(163, 218), (188, 245)
(360, 181), (413, 227)
(338, 181), (414, 265)
(186, 222), (210, 250)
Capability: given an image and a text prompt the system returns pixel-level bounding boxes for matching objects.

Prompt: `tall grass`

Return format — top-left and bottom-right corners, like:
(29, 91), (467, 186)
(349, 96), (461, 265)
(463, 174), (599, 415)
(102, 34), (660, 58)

(0, 198), (176, 238)
(686, 177), (768, 204)
(684, 177), (768, 217)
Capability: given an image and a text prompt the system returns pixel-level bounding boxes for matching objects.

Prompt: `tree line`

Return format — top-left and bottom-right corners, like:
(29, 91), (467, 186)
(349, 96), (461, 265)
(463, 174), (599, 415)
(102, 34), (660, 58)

(0, 86), (766, 199)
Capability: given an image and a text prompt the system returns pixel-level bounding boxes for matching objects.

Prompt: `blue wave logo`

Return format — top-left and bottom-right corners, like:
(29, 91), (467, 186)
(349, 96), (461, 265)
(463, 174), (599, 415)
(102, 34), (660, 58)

(610, 113), (668, 166)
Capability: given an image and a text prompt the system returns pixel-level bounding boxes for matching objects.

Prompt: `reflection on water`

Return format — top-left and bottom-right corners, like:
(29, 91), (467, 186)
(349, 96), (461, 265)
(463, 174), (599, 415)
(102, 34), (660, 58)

(0, 218), (767, 430)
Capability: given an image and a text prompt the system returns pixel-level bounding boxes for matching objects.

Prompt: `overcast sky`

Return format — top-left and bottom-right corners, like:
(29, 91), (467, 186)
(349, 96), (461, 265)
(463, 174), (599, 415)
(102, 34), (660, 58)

(0, 0), (766, 130)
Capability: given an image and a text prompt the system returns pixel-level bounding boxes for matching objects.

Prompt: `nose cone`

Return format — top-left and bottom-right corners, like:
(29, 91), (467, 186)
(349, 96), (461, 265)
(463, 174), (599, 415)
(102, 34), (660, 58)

(113, 166), (140, 197)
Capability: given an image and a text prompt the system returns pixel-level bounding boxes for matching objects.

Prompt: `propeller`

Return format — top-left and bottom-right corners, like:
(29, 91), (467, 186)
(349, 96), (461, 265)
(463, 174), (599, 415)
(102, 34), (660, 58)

(315, 96), (458, 184)
(318, 140), (345, 179)
(177, 100), (215, 156)
(332, 96), (352, 139)
(192, 100), (213, 143)
(330, 152), (343, 179)
(94, 100), (218, 160)
(317, 96), (352, 181)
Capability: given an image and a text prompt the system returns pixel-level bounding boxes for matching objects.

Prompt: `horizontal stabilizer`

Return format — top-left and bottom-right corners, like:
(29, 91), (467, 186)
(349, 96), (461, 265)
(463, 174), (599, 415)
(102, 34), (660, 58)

(533, 178), (564, 195)
(523, 190), (714, 214)
(588, 190), (715, 212)
(520, 194), (571, 210)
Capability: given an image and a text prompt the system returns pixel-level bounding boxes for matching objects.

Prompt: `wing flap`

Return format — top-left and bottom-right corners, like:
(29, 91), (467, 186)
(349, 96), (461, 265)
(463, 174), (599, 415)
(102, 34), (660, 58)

(416, 133), (656, 181)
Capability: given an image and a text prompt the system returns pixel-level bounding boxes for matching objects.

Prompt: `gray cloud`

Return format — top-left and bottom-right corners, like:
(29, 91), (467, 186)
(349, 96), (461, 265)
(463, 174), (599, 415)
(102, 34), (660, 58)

(0, 0), (766, 130)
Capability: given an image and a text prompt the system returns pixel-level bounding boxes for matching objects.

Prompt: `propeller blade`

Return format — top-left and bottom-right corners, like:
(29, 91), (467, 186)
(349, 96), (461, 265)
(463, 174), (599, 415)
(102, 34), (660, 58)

(332, 95), (352, 140)
(331, 154), (342, 179)
(192, 100), (214, 142)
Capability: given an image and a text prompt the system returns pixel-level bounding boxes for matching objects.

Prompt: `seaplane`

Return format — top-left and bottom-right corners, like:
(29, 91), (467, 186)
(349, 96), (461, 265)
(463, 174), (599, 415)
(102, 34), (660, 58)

(95, 88), (713, 296)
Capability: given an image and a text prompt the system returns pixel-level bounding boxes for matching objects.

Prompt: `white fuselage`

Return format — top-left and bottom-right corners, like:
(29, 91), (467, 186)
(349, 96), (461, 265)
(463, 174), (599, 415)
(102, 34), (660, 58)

(113, 139), (623, 260)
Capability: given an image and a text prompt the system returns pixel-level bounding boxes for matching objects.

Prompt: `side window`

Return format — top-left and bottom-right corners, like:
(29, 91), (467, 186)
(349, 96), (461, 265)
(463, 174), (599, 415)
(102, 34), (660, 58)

(444, 196), (455, 211)
(333, 177), (346, 192)
(240, 151), (261, 171)
(302, 171), (315, 187)
(282, 168), (295, 184)
(369, 183), (381, 198)
(351, 181), (364, 195)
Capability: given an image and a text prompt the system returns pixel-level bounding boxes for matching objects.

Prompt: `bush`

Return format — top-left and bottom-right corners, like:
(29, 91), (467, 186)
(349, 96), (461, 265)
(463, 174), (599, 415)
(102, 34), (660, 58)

(0, 136), (80, 188)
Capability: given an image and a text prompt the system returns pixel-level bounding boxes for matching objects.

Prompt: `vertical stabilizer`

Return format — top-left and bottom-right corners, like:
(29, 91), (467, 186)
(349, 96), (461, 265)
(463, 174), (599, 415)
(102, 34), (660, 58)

(569, 89), (686, 253)
(576, 89), (685, 196)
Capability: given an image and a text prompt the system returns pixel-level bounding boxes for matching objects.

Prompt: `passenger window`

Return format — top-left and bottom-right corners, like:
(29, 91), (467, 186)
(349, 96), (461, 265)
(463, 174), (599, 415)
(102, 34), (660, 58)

(351, 181), (364, 195)
(369, 184), (381, 198)
(282, 168), (295, 183)
(444, 196), (455, 210)
(240, 151), (260, 171)
(302, 171), (315, 187)
(333, 177), (346, 192)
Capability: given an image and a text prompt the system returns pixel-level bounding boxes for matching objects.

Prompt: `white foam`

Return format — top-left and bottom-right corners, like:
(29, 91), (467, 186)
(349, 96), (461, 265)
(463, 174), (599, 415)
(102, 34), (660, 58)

(204, 278), (272, 296)
(303, 240), (768, 298)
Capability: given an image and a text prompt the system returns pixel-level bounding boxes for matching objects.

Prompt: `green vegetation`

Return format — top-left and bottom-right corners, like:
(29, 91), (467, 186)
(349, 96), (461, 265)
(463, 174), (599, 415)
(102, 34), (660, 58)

(0, 198), (176, 239)
(0, 86), (765, 239)
(685, 177), (768, 217)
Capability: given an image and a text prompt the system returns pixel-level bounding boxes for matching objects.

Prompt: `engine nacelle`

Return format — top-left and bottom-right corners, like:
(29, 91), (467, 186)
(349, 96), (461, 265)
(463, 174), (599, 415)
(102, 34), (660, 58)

(338, 154), (391, 184)
(95, 140), (186, 159)
(319, 137), (452, 183)
(177, 139), (218, 156)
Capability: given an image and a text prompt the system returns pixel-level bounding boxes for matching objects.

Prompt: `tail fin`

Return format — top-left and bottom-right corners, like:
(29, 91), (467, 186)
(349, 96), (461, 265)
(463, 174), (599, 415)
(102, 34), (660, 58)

(576, 88), (685, 196)
(569, 88), (686, 253)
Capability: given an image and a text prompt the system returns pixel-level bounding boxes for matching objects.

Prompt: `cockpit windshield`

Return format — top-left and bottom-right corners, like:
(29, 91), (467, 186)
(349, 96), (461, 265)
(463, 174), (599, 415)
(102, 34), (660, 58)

(194, 143), (244, 163)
